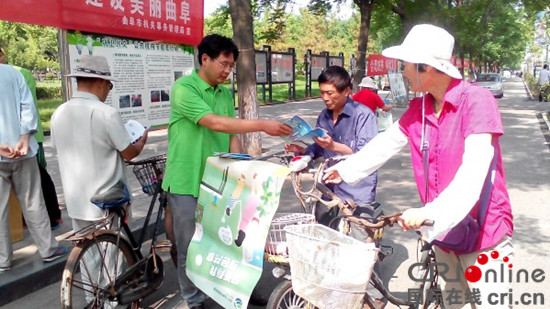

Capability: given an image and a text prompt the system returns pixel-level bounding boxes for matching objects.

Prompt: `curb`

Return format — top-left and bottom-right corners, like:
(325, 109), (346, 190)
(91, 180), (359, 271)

(0, 216), (166, 307)
(536, 110), (550, 151)
(543, 111), (550, 129)
(523, 78), (534, 100)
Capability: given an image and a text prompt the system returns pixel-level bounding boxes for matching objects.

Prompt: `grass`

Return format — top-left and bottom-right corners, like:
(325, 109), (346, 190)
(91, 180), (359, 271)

(37, 80), (62, 88)
(36, 76), (320, 131)
(257, 75), (320, 104)
(38, 98), (63, 131)
(232, 75), (320, 105)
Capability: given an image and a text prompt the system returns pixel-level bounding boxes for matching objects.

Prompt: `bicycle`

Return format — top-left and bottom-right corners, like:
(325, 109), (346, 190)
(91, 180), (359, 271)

(60, 154), (170, 309)
(264, 155), (440, 309)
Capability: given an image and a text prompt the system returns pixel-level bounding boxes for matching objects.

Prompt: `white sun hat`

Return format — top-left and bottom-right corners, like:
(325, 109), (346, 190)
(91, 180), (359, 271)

(66, 55), (118, 81)
(382, 24), (461, 79)
(358, 77), (377, 89)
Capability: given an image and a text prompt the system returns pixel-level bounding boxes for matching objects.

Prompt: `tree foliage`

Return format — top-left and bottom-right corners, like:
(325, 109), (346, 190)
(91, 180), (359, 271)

(0, 21), (59, 71)
(206, 0), (547, 73)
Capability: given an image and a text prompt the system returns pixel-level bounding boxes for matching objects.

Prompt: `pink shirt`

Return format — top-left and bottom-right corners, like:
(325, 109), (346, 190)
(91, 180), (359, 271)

(398, 79), (513, 251)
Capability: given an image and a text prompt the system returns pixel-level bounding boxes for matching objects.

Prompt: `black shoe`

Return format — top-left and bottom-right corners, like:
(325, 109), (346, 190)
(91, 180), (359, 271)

(189, 305), (204, 309)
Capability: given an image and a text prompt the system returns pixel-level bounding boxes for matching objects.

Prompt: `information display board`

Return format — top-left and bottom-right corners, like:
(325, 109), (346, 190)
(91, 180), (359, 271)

(311, 55), (327, 81)
(255, 52), (268, 84)
(329, 56), (344, 67)
(66, 31), (195, 128)
(387, 70), (408, 103)
(271, 53), (293, 83)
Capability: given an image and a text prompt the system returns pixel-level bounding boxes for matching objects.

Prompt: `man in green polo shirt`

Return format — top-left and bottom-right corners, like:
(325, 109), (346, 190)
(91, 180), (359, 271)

(162, 34), (291, 309)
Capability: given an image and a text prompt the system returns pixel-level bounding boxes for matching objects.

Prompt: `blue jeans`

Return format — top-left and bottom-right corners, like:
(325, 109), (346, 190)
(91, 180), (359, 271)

(166, 193), (207, 307)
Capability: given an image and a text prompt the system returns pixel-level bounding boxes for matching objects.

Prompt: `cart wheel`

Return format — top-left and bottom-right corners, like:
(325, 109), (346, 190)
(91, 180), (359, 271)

(266, 280), (317, 309)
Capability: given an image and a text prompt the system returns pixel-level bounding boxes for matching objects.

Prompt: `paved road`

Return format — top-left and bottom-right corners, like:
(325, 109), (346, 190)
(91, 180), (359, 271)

(5, 77), (549, 308)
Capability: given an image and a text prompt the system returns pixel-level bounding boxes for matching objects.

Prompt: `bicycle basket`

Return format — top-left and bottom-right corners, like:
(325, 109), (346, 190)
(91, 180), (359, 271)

(265, 213), (315, 257)
(131, 154), (166, 196)
(284, 224), (379, 309)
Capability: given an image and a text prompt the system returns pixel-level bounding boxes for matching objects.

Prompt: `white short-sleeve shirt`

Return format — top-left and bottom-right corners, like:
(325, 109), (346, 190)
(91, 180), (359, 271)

(51, 91), (132, 221)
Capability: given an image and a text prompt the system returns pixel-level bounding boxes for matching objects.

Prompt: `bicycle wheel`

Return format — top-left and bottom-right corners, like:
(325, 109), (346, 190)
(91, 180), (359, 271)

(60, 231), (138, 309)
(266, 280), (318, 309)
(413, 249), (439, 309)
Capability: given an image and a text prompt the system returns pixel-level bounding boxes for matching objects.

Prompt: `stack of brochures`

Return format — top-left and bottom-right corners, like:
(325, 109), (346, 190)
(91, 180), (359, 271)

(282, 115), (326, 143)
(213, 152), (253, 160)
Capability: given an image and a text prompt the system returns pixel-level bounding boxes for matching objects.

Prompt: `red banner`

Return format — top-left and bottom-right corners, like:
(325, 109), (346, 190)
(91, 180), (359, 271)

(367, 54), (398, 76)
(0, 0), (204, 46)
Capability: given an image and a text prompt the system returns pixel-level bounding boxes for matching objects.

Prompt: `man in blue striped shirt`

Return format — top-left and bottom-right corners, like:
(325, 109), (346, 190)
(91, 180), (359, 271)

(284, 66), (384, 305)
(285, 66), (379, 211)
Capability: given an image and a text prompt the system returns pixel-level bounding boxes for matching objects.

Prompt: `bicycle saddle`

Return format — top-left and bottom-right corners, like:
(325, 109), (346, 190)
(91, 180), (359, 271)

(90, 181), (130, 209)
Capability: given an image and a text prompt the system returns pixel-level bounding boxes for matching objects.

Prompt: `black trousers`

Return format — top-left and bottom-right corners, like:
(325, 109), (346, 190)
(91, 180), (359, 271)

(37, 161), (61, 225)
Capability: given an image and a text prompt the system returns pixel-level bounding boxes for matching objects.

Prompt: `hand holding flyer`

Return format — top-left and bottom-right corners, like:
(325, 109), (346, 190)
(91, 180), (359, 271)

(282, 115), (326, 143)
(125, 119), (147, 144)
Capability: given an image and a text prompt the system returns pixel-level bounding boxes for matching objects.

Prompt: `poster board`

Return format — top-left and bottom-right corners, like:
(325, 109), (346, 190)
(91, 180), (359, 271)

(65, 31), (195, 128)
(255, 52), (268, 84)
(187, 157), (290, 309)
(271, 53), (293, 83)
(329, 56), (343, 67)
(387, 70), (408, 104)
(311, 55), (327, 81)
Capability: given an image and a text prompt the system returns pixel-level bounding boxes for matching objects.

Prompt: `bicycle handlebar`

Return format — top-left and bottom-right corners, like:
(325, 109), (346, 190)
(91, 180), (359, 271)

(126, 153), (166, 166)
(277, 153), (435, 231)
(347, 212), (435, 229)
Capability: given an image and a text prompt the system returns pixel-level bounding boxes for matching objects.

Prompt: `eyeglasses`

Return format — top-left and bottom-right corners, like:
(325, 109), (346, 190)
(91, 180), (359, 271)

(212, 57), (235, 72)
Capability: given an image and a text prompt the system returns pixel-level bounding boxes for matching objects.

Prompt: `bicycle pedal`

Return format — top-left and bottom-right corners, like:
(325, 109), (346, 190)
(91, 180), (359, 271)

(154, 240), (172, 252)
(378, 245), (393, 261)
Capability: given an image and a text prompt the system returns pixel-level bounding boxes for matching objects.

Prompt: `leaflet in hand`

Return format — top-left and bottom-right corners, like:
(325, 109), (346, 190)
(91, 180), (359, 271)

(283, 115), (326, 143)
(125, 119), (147, 144)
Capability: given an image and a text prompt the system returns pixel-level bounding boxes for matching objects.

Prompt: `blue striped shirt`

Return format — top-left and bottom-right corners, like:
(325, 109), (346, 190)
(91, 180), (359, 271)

(305, 97), (378, 204)
(0, 64), (38, 162)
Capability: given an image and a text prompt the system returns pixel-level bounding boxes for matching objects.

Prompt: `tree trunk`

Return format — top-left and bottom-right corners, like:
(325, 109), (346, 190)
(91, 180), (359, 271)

(353, 0), (375, 92)
(229, 0), (262, 156)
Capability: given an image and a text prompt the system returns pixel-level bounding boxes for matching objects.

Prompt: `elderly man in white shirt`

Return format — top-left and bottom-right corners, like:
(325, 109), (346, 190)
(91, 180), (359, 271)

(0, 63), (66, 272)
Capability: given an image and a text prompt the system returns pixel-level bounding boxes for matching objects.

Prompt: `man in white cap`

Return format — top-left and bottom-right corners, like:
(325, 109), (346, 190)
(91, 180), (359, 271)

(324, 24), (513, 309)
(353, 76), (392, 114)
(51, 55), (148, 232)
(52, 55), (149, 307)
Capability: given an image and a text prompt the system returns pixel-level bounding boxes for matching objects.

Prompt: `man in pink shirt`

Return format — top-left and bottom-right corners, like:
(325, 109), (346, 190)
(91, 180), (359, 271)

(324, 24), (513, 309)
(352, 77), (392, 114)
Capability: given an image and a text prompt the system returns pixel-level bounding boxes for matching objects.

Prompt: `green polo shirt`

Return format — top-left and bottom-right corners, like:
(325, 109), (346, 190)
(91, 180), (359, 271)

(14, 66), (43, 143)
(162, 69), (235, 197)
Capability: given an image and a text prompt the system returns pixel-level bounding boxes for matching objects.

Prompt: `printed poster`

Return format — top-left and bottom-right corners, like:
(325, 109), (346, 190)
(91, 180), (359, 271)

(187, 157), (290, 309)
(66, 30), (195, 128)
(387, 70), (408, 104)
(271, 53), (293, 83)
